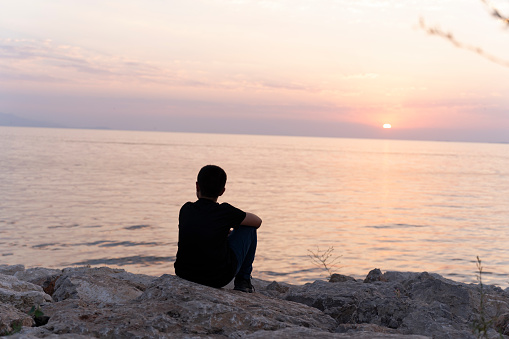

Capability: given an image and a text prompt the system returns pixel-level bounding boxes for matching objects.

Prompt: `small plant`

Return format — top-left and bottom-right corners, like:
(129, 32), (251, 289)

(472, 256), (490, 338)
(29, 305), (50, 327)
(471, 256), (504, 339)
(0, 320), (22, 336)
(308, 246), (342, 280)
(0, 305), (47, 335)
(28, 305), (44, 319)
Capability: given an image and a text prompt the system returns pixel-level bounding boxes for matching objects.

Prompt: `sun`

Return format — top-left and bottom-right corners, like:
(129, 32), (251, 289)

(383, 123), (392, 129)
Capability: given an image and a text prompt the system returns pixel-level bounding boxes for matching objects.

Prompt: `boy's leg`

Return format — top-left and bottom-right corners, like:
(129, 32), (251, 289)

(227, 226), (257, 281)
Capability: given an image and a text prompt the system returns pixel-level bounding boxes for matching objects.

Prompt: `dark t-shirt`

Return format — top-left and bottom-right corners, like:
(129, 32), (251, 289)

(174, 198), (246, 288)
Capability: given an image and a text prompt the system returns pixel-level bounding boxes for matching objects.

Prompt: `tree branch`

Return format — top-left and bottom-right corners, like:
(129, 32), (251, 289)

(480, 0), (509, 26)
(419, 17), (509, 68)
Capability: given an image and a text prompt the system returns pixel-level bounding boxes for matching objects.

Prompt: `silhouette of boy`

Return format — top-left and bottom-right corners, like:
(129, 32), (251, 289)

(174, 165), (262, 292)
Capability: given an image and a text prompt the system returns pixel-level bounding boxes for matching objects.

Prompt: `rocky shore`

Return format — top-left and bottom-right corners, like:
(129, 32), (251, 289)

(0, 264), (508, 338)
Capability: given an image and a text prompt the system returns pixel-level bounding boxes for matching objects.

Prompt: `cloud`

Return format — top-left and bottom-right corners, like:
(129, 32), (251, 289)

(0, 38), (328, 94)
(342, 73), (379, 80)
(0, 38), (168, 84)
(329, 0), (442, 8)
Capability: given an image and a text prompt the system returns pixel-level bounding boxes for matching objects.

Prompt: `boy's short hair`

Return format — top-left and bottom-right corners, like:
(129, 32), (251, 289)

(197, 165), (227, 198)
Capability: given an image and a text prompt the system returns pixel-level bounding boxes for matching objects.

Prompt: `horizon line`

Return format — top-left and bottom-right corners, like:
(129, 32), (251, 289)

(1, 124), (508, 146)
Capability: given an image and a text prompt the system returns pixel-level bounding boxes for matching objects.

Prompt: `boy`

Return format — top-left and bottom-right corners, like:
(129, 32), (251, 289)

(174, 165), (262, 292)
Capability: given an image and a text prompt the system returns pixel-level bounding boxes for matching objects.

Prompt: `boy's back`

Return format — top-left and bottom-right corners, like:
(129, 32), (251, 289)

(175, 198), (246, 287)
(174, 165), (261, 292)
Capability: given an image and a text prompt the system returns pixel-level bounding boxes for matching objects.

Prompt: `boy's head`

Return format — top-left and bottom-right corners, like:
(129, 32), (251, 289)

(196, 165), (227, 198)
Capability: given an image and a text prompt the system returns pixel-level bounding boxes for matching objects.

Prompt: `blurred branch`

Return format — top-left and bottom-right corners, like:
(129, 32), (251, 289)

(480, 0), (509, 26)
(419, 17), (509, 68)
(420, 0), (509, 68)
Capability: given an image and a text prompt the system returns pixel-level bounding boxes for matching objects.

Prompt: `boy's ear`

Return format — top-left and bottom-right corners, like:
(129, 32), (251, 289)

(219, 187), (225, 196)
(196, 182), (200, 192)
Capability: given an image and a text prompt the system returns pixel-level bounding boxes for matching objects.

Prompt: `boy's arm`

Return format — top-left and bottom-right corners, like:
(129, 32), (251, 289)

(240, 212), (262, 228)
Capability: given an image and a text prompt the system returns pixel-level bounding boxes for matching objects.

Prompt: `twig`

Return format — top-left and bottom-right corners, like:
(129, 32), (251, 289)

(480, 0), (509, 26)
(419, 18), (509, 68)
(308, 246), (342, 280)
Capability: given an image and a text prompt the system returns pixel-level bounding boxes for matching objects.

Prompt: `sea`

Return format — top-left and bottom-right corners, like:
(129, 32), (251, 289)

(1, 126), (508, 288)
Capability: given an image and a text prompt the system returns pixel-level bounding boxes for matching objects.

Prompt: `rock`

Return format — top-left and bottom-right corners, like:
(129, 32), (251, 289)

(280, 271), (509, 338)
(0, 302), (34, 335)
(0, 274), (52, 312)
(137, 274), (337, 336)
(224, 276), (274, 291)
(15, 268), (62, 296)
(1, 264), (508, 338)
(38, 273), (337, 338)
(266, 281), (291, 293)
(329, 274), (357, 283)
(244, 326), (430, 338)
(495, 313), (509, 335)
(10, 328), (95, 338)
(52, 266), (155, 304)
(0, 264), (25, 276)
(364, 268), (384, 283)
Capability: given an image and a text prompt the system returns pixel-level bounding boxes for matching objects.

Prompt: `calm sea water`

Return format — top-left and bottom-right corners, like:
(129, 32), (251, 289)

(1, 127), (508, 287)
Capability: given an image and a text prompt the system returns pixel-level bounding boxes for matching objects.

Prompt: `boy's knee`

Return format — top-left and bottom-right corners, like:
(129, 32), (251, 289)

(229, 226), (257, 242)
(237, 226), (257, 235)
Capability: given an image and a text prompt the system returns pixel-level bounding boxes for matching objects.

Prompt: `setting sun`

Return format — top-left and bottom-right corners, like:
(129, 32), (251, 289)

(383, 124), (392, 129)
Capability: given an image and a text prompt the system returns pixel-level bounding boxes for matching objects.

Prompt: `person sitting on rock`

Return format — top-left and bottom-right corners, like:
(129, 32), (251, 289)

(174, 165), (262, 293)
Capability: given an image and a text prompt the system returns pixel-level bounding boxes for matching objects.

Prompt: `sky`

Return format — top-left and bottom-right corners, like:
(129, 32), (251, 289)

(1, 0), (509, 142)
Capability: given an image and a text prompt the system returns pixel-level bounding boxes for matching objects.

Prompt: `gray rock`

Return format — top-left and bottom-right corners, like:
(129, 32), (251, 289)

(0, 274), (52, 312)
(0, 264), (25, 276)
(15, 267), (62, 296)
(244, 326), (430, 338)
(266, 281), (291, 293)
(138, 274), (337, 335)
(0, 302), (34, 335)
(10, 329), (95, 338)
(330, 274), (357, 283)
(52, 266), (155, 304)
(1, 264), (508, 338)
(279, 270), (509, 338)
(37, 273), (336, 338)
(495, 313), (509, 335)
(364, 268), (384, 283)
